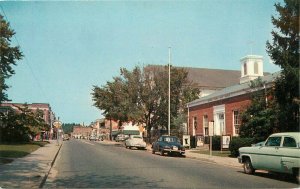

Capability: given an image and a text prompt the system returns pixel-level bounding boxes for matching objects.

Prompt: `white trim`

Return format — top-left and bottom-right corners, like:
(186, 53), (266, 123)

(213, 105), (225, 136)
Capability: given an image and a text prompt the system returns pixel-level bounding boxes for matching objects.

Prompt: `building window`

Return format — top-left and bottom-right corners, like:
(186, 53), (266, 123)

(193, 117), (198, 130)
(203, 115), (208, 136)
(244, 62), (247, 75)
(233, 111), (240, 135)
(254, 62), (259, 74)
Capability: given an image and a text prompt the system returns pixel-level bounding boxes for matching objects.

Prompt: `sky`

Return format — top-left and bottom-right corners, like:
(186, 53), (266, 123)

(1, 0), (282, 125)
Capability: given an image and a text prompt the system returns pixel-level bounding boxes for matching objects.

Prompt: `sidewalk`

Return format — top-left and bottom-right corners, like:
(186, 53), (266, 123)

(185, 149), (242, 168)
(0, 140), (62, 188)
(146, 144), (241, 169)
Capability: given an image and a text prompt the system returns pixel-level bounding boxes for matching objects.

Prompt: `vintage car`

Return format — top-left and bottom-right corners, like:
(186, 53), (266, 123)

(115, 134), (129, 142)
(238, 132), (300, 182)
(125, 135), (147, 150)
(152, 135), (185, 156)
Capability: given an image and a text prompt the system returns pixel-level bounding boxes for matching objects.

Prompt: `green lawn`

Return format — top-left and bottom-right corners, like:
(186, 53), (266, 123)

(190, 150), (233, 157)
(0, 141), (49, 158)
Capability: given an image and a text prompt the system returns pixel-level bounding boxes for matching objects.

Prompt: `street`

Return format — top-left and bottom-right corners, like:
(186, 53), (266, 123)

(44, 140), (298, 188)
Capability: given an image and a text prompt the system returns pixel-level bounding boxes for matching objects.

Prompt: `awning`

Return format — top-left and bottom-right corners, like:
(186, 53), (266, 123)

(123, 130), (140, 135)
(111, 131), (121, 136)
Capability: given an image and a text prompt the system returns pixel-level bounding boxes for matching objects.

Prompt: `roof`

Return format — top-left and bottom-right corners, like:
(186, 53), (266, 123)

(187, 72), (280, 108)
(0, 106), (14, 113)
(123, 130), (140, 135)
(145, 65), (241, 89)
(184, 67), (241, 89)
(270, 132), (300, 139)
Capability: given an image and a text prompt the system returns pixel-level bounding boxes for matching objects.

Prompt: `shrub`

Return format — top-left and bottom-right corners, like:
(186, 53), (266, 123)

(229, 137), (254, 157)
(212, 136), (221, 150)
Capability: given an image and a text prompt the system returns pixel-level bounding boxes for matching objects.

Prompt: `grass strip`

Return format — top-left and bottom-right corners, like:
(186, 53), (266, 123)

(0, 141), (49, 158)
(190, 150), (233, 157)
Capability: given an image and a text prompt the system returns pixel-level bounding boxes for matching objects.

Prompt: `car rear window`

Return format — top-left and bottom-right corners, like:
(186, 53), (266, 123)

(282, 137), (297, 148)
(164, 137), (178, 142)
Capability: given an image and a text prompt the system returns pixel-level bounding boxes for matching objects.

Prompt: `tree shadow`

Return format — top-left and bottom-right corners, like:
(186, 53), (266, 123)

(48, 173), (163, 188)
(0, 157), (46, 188)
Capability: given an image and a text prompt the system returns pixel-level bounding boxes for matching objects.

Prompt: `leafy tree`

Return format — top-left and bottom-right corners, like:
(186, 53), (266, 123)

(240, 78), (277, 142)
(0, 14), (23, 103)
(0, 104), (49, 143)
(17, 104), (49, 141)
(92, 65), (199, 140)
(62, 123), (78, 134)
(266, 0), (299, 131)
(0, 110), (30, 142)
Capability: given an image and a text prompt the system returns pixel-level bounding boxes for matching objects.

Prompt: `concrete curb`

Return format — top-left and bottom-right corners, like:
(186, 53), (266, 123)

(144, 144), (241, 169)
(39, 143), (62, 188)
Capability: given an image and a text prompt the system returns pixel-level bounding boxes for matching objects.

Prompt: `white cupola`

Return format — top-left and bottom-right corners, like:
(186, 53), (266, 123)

(239, 55), (264, 84)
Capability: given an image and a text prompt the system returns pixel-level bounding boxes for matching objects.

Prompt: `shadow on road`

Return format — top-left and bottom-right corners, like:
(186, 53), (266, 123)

(237, 170), (298, 184)
(48, 173), (163, 188)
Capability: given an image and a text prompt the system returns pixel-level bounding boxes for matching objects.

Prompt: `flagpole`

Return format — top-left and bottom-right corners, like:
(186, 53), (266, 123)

(168, 47), (171, 136)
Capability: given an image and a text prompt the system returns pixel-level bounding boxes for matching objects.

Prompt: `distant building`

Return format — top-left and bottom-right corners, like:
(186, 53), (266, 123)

(0, 102), (55, 126)
(0, 102), (56, 140)
(72, 125), (93, 139)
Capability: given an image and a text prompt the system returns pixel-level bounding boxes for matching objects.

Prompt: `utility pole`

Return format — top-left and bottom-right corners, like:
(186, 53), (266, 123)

(168, 47), (171, 136)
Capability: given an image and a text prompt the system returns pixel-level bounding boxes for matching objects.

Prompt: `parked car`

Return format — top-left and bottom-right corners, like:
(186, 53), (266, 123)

(115, 134), (129, 142)
(152, 135), (185, 156)
(63, 134), (70, 141)
(89, 135), (97, 141)
(125, 135), (147, 150)
(238, 132), (300, 182)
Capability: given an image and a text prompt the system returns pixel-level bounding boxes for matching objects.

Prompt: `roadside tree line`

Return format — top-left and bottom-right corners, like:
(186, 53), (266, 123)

(91, 66), (199, 140)
(229, 0), (299, 156)
(0, 14), (50, 143)
(240, 0), (299, 141)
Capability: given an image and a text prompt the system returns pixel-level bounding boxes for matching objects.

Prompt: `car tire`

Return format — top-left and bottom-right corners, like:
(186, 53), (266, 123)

(160, 149), (164, 156)
(152, 149), (155, 154)
(243, 158), (255, 174)
(293, 168), (300, 183)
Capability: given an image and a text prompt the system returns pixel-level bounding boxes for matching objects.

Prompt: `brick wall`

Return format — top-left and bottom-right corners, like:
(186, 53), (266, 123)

(188, 94), (251, 136)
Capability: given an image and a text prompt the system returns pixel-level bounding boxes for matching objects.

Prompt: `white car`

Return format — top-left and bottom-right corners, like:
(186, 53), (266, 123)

(238, 132), (300, 182)
(125, 135), (147, 150)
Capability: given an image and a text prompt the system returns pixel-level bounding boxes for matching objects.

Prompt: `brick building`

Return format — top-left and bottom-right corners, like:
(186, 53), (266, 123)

(72, 125), (93, 139)
(0, 102), (55, 126)
(187, 55), (278, 144)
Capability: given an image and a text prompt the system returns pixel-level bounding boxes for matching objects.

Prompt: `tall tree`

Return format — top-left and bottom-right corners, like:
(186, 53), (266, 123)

(240, 78), (277, 143)
(0, 14), (23, 103)
(266, 0), (299, 131)
(92, 65), (199, 140)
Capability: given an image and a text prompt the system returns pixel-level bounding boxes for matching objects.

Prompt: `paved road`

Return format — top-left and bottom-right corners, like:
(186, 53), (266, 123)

(44, 139), (298, 188)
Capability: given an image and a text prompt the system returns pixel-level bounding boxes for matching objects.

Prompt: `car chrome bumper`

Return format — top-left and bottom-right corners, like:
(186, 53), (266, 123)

(164, 149), (185, 154)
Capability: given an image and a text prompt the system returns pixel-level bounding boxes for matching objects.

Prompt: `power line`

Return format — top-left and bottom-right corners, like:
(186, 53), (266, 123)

(0, 5), (48, 101)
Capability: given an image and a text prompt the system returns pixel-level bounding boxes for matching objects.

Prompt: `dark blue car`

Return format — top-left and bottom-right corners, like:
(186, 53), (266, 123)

(152, 135), (185, 157)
